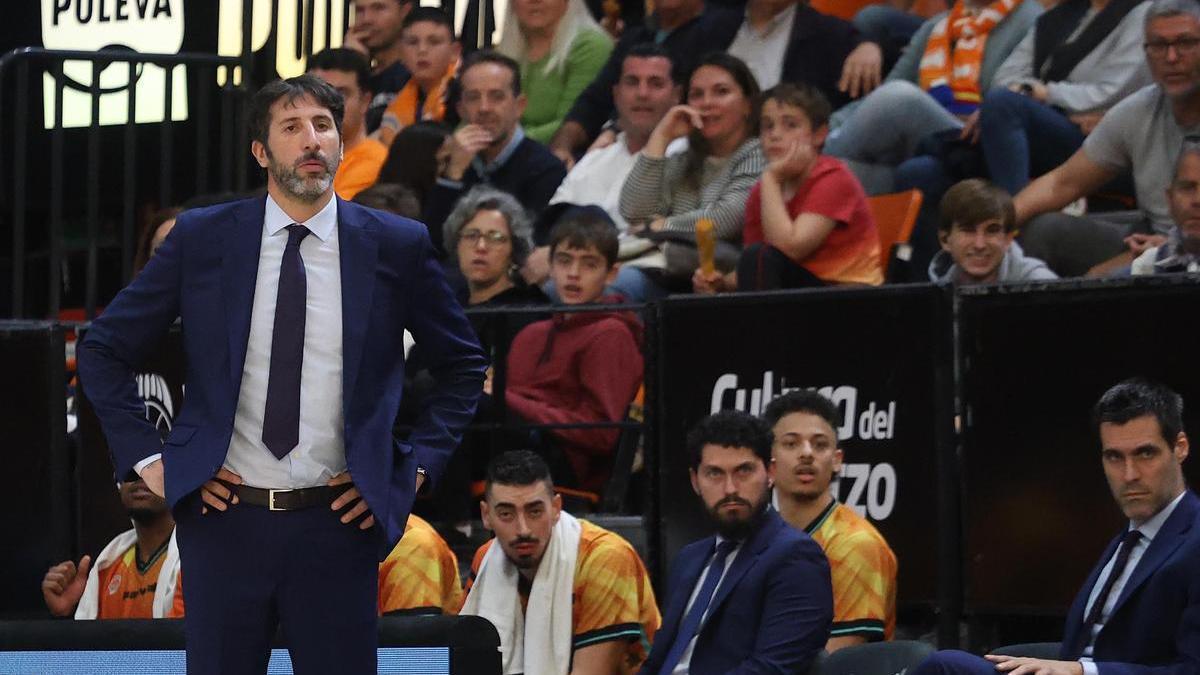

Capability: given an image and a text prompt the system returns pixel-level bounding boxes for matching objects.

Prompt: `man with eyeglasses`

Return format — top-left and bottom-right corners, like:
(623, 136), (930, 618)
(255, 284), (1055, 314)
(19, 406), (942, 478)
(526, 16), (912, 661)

(1011, 0), (1200, 277)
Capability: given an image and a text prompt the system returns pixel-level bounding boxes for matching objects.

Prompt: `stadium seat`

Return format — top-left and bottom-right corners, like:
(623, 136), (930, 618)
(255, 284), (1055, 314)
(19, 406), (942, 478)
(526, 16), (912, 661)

(869, 189), (923, 282)
(988, 643), (1062, 659)
(815, 640), (935, 675)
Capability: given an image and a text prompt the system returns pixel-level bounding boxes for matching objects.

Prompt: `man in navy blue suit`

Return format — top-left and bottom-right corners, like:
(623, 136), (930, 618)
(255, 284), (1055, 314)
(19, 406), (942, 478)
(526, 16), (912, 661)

(77, 74), (486, 674)
(915, 378), (1200, 675)
(640, 410), (833, 675)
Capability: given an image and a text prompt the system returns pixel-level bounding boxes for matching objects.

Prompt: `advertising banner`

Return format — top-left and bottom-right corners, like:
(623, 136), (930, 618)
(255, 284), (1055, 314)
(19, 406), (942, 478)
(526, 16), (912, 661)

(655, 285), (953, 607)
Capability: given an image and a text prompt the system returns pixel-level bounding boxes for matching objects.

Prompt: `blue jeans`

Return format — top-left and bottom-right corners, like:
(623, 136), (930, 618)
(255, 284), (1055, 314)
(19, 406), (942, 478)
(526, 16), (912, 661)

(826, 81), (963, 194)
(979, 88), (1086, 194)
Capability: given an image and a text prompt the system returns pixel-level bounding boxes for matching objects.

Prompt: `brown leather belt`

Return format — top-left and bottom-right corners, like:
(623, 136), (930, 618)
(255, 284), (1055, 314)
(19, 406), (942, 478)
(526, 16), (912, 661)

(232, 484), (351, 511)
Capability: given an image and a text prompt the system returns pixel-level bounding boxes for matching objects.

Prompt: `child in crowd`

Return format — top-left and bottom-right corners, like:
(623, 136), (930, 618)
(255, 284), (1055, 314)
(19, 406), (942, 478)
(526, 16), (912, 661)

(929, 178), (1056, 285)
(502, 207), (643, 494)
(694, 83), (882, 293)
(376, 7), (460, 146)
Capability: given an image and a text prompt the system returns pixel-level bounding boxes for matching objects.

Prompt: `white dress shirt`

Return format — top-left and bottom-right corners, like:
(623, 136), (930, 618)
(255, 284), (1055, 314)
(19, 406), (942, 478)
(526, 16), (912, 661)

(135, 195), (347, 487)
(672, 537), (744, 675)
(1078, 490), (1186, 675)
(727, 4), (796, 91)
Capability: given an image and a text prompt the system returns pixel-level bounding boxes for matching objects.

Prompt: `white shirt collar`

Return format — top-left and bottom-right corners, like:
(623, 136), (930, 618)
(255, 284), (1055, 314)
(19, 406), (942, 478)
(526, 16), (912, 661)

(264, 193), (338, 242)
(1132, 490), (1187, 541)
(741, 3), (796, 37)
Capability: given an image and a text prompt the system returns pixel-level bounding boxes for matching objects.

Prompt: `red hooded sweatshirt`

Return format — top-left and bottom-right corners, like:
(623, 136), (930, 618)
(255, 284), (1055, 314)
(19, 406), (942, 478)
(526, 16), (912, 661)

(505, 301), (644, 493)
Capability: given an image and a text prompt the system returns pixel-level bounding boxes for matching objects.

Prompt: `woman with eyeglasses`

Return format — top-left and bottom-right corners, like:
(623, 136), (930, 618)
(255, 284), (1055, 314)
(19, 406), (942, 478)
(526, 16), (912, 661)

(404, 186), (547, 526)
(444, 186), (549, 311)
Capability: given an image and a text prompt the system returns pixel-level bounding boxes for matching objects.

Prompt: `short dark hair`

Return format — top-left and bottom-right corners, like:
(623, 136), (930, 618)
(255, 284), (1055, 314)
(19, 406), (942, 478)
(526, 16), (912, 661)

(403, 6), (456, 35)
(686, 411), (773, 470)
(939, 179), (1016, 234)
(307, 47), (372, 93)
(376, 121), (451, 205)
(460, 50), (522, 97)
(547, 205), (620, 267)
(760, 83), (832, 131)
(622, 43), (678, 85)
(352, 182), (422, 219)
(485, 450), (555, 498)
(762, 390), (840, 437)
(1093, 379), (1185, 446)
(248, 75), (345, 147)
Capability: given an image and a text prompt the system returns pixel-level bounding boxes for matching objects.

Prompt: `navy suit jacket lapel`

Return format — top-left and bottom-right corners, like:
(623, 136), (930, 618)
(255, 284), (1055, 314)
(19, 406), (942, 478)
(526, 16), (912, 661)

(660, 539), (717, 648)
(1108, 491), (1198, 619)
(337, 199), (378, 416)
(1063, 533), (1121, 657)
(221, 197), (267, 394)
(705, 509), (783, 623)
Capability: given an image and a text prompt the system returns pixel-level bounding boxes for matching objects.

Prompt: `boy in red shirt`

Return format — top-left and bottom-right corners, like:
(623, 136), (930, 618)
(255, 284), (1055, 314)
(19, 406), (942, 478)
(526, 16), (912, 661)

(695, 84), (883, 293)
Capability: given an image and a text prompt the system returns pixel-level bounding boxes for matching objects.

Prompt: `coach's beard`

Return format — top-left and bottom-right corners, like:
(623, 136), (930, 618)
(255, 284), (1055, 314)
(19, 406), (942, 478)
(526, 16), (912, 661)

(267, 149), (339, 203)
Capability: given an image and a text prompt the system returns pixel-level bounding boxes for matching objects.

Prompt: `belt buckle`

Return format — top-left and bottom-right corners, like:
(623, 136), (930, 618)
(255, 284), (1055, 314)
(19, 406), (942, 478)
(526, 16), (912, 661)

(268, 488), (289, 511)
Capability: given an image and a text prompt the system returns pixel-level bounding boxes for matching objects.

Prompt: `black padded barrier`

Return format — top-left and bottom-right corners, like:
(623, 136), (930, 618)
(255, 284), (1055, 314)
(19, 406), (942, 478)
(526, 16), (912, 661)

(959, 276), (1200, 616)
(0, 321), (70, 617)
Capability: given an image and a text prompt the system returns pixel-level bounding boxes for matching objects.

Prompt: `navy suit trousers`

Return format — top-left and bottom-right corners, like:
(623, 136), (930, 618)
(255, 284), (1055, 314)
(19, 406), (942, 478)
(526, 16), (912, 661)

(173, 492), (379, 675)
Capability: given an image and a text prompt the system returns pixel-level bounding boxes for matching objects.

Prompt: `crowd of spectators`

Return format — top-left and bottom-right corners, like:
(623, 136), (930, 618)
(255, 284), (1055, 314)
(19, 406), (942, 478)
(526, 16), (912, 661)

(55, 0), (1200, 668)
(285, 0), (1200, 496)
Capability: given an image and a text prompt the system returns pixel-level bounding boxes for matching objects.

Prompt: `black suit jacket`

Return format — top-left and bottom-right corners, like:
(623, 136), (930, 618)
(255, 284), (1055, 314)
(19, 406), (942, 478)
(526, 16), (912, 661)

(423, 136), (566, 253)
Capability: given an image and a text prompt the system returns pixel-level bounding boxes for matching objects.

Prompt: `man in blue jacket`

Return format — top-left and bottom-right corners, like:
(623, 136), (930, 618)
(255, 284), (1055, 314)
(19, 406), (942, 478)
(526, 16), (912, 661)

(915, 378), (1200, 675)
(640, 410), (833, 675)
(77, 74), (486, 674)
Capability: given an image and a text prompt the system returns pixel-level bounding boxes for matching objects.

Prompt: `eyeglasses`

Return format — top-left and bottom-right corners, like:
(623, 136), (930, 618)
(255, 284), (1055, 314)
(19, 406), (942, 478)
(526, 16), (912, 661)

(460, 228), (511, 247)
(1144, 37), (1200, 58)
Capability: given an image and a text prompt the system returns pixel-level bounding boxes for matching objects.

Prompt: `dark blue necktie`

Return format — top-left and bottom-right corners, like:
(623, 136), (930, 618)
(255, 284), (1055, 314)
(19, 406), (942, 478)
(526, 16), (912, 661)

(1085, 529), (1143, 627)
(262, 224), (311, 460)
(659, 540), (738, 674)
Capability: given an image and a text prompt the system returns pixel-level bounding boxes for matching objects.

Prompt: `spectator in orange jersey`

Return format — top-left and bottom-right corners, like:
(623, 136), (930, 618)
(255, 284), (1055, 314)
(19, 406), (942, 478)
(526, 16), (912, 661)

(309, 48), (389, 200)
(42, 473), (183, 619)
(378, 514), (464, 615)
(461, 451), (660, 675)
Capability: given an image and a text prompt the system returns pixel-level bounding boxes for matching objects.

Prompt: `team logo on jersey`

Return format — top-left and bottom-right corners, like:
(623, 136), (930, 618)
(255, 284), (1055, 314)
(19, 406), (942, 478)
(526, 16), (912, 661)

(107, 573), (122, 596)
(39, 0), (188, 128)
(136, 372), (174, 433)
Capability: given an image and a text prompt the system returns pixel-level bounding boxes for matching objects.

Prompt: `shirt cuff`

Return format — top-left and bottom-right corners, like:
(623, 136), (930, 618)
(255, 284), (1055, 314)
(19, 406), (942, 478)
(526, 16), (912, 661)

(436, 177), (464, 190)
(1081, 659), (1097, 675)
(134, 453), (163, 476)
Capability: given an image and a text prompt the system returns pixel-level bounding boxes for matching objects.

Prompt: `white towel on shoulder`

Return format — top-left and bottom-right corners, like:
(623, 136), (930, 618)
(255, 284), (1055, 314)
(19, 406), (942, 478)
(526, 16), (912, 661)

(461, 511), (582, 675)
(74, 527), (180, 619)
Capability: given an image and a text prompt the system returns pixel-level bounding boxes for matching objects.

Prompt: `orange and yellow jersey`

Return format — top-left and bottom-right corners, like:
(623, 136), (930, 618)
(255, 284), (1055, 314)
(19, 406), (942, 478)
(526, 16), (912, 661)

(333, 138), (388, 200)
(807, 500), (897, 641)
(378, 515), (463, 615)
(465, 519), (661, 674)
(95, 542), (184, 619)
